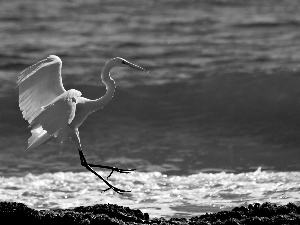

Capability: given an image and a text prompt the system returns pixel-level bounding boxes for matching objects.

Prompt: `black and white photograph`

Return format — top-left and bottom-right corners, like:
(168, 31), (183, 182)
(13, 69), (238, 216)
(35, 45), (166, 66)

(0, 0), (300, 224)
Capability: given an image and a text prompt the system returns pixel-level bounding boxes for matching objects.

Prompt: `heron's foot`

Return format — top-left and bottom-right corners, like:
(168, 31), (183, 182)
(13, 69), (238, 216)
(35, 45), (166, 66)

(87, 164), (135, 179)
(78, 149), (133, 194)
(106, 167), (135, 179)
(100, 185), (131, 194)
(82, 162), (131, 194)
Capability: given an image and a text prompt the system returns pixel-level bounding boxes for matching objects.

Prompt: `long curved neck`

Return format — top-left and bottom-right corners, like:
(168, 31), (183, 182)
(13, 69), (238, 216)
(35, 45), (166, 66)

(88, 61), (116, 112)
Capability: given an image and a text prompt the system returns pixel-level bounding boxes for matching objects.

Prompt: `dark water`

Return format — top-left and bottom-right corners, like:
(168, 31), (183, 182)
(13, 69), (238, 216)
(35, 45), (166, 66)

(2, 0), (300, 175)
(1, 0), (300, 218)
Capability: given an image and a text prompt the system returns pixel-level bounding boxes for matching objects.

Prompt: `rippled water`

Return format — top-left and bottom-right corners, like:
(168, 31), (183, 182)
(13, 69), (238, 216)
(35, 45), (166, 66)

(1, 0), (300, 218)
(1, 169), (299, 218)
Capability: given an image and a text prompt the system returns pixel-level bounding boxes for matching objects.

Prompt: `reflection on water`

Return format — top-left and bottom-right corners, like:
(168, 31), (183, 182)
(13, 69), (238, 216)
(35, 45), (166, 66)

(0, 169), (299, 218)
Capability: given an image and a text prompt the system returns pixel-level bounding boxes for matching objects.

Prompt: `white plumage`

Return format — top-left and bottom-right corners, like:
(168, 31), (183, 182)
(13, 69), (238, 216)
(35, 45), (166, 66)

(17, 55), (148, 193)
(18, 55), (82, 148)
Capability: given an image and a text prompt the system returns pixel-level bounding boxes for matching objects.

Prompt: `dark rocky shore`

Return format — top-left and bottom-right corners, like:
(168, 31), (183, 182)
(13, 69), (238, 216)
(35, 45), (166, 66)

(0, 201), (299, 224)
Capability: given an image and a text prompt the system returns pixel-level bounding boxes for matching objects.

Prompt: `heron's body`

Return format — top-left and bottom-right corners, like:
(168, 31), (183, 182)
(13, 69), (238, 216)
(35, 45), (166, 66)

(17, 55), (148, 193)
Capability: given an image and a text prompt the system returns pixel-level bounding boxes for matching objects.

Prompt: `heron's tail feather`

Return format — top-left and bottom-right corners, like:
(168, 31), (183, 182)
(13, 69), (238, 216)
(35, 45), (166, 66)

(28, 126), (52, 149)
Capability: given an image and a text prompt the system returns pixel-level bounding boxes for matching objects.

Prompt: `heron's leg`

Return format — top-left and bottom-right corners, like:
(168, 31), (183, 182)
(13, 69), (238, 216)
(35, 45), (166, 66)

(78, 148), (135, 179)
(78, 149), (130, 193)
(71, 129), (131, 194)
(73, 128), (135, 179)
(88, 163), (135, 179)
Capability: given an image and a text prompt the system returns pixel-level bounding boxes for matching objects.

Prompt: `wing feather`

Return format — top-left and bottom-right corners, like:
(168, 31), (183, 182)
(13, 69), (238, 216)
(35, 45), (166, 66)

(29, 90), (81, 136)
(17, 55), (66, 123)
(28, 126), (51, 149)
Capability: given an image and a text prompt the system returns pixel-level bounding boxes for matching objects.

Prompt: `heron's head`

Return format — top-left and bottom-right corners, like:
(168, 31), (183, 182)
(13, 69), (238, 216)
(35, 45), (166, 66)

(114, 57), (149, 73)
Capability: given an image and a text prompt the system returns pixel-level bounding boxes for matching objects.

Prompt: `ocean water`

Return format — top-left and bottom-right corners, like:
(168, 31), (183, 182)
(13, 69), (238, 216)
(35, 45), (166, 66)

(1, 169), (300, 218)
(0, 0), (300, 218)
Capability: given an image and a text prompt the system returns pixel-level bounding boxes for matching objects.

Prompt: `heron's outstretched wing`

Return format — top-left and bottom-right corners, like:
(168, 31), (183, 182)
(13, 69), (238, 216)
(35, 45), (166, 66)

(28, 90), (82, 149)
(17, 55), (66, 124)
(30, 90), (81, 135)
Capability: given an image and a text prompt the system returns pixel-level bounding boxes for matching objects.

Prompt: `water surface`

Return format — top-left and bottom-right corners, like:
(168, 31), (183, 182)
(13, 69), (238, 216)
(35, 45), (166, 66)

(0, 0), (300, 218)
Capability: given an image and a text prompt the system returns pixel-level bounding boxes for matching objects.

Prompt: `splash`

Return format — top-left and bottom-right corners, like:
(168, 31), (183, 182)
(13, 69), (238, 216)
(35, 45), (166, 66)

(0, 169), (299, 218)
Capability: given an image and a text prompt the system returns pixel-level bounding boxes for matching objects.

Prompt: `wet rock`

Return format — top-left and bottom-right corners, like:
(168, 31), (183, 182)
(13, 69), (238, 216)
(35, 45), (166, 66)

(0, 201), (300, 225)
(73, 203), (147, 222)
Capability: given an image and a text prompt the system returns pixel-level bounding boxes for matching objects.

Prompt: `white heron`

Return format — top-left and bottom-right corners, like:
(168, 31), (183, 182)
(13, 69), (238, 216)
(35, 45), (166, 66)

(17, 55), (149, 193)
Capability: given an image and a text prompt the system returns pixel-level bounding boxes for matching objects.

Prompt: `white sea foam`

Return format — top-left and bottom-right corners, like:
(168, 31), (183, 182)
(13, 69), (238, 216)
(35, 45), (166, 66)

(0, 169), (299, 218)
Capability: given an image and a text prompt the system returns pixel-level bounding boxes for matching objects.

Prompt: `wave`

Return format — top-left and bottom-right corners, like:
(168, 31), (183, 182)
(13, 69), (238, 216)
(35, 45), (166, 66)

(3, 69), (300, 146)
(233, 20), (300, 28)
(0, 169), (299, 218)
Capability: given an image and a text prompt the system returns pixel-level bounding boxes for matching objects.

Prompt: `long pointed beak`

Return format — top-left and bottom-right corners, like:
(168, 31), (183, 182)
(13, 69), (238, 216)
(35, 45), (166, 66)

(123, 61), (150, 73)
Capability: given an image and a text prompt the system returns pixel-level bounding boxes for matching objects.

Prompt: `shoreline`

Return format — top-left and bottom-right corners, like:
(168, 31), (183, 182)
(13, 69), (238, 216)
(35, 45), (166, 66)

(0, 201), (299, 224)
